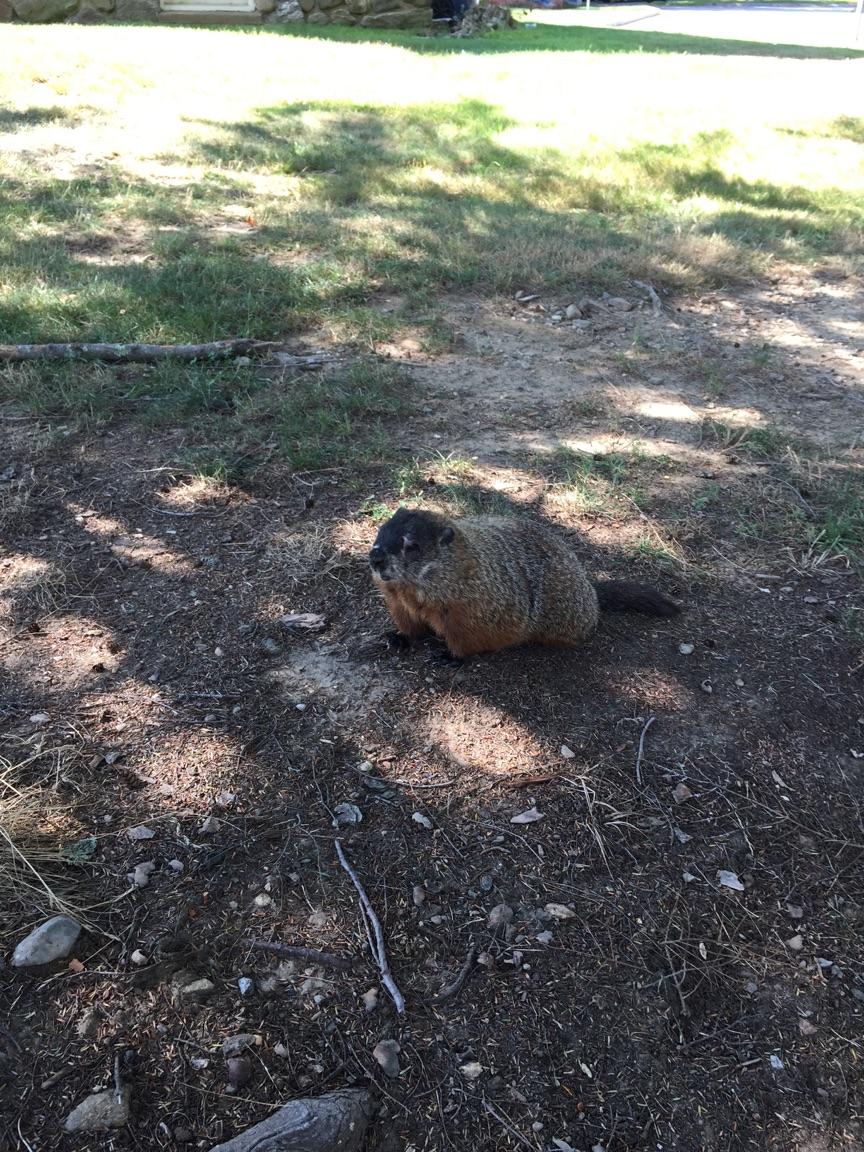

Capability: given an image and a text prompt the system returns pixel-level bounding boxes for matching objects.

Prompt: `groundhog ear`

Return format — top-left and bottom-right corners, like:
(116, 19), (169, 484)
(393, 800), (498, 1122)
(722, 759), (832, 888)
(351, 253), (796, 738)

(439, 526), (455, 545)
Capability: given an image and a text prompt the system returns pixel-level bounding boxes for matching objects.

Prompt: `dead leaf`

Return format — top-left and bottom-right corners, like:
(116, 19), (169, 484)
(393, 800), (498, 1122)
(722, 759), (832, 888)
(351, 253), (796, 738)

(771, 770), (790, 788)
(68, 958), (85, 973)
(544, 902), (576, 920)
(411, 812), (433, 830)
(510, 806), (544, 824)
(673, 783), (693, 804)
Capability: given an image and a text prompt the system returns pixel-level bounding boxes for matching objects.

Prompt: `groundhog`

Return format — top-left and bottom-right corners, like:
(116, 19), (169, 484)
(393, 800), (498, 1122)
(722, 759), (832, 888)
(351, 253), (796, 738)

(369, 507), (680, 659)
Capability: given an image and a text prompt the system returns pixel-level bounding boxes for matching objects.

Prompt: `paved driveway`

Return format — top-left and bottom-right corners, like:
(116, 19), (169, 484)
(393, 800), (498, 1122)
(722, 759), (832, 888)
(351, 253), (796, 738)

(613, 3), (864, 50)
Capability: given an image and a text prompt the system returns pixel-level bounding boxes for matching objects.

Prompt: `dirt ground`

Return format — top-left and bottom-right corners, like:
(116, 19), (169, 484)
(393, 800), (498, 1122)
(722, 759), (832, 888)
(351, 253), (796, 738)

(2, 272), (864, 1152)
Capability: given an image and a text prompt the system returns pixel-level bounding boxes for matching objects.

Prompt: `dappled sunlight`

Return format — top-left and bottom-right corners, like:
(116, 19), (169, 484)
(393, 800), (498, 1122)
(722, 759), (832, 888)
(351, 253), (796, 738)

(67, 503), (196, 577)
(425, 699), (551, 775)
(2, 612), (126, 692)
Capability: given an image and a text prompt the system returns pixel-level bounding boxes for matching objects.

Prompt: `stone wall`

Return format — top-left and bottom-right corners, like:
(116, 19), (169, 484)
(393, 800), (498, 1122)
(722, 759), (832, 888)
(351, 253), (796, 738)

(2, 0), (431, 25)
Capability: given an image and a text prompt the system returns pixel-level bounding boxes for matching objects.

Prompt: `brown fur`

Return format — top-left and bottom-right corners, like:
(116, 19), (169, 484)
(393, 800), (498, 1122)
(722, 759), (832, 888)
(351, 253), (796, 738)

(370, 508), (680, 659)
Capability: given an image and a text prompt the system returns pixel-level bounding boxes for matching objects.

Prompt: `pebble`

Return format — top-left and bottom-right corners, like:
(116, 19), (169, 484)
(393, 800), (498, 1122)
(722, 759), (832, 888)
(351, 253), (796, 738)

(126, 825), (155, 841)
(12, 916), (82, 968)
(253, 894), (272, 908)
(30, 711), (50, 724)
(565, 304), (582, 320)
(64, 1087), (132, 1132)
(412, 812), (434, 830)
(799, 1018), (818, 1036)
(479, 875), (493, 893)
(222, 1033), (259, 1058)
(128, 861), (156, 888)
(459, 1061), (484, 1080)
(373, 1039), (401, 1079)
(238, 976), (254, 996)
(535, 931), (553, 945)
(560, 744), (576, 759)
(544, 902), (576, 920)
(181, 978), (216, 1000)
(200, 815), (221, 835)
(488, 903), (514, 930)
(679, 643), (694, 655)
(786, 903), (804, 919)
(190, 1057), (210, 1070)
(362, 987), (379, 1014)
(227, 1057), (251, 1090)
(333, 802), (363, 826)
(168, 859), (184, 873)
(673, 783), (693, 804)
(130, 949), (148, 966)
(786, 934), (804, 952)
(412, 885), (426, 907)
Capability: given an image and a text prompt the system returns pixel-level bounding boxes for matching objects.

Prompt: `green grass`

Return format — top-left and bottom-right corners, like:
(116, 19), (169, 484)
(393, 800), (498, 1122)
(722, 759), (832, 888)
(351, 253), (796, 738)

(0, 23), (862, 457)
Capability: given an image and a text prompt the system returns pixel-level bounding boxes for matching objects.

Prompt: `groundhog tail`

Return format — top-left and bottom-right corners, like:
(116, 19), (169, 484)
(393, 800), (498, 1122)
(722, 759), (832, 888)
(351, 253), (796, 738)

(594, 580), (681, 618)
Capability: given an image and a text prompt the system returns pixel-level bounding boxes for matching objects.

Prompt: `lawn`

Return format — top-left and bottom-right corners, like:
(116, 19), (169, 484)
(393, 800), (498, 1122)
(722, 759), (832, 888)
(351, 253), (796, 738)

(2, 21), (864, 1152)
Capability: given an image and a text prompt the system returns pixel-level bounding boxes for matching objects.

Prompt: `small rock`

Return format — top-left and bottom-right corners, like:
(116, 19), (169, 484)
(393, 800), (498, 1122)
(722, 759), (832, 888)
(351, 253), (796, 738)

(238, 977), (254, 997)
(683, 871), (697, 883)
(279, 612), (326, 632)
(510, 806), (544, 824)
(168, 859), (184, 873)
(181, 978), (216, 1000)
(544, 903), (576, 920)
(816, 956), (833, 969)
(333, 802), (363, 826)
(64, 1086), (132, 1132)
(786, 903), (804, 919)
(769, 1054), (784, 1070)
(372, 1039), (401, 1079)
(222, 1033), (259, 1058)
(128, 861), (156, 888)
(412, 812), (433, 830)
(362, 987), (379, 1014)
(745, 980), (759, 994)
(565, 304), (582, 320)
(459, 1061), (484, 1080)
(673, 783), (693, 804)
(476, 952), (494, 968)
(274, 1042), (290, 1057)
(307, 909), (330, 929)
(130, 949), (148, 966)
(29, 711), (50, 724)
(190, 1057), (210, 1070)
(679, 643), (694, 655)
(76, 1007), (103, 1038)
(606, 296), (632, 311)
(126, 825), (155, 841)
(532, 1121), (545, 1132)
(786, 934), (804, 952)
(12, 916), (82, 968)
(535, 931), (553, 945)
(412, 885), (426, 907)
(200, 815), (221, 835)
(717, 870), (745, 892)
(215, 790), (236, 809)
(479, 875), (493, 893)
(799, 1018), (818, 1036)
(560, 744), (576, 759)
(488, 903), (514, 930)
(227, 1057), (251, 1090)
(253, 893), (272, 909)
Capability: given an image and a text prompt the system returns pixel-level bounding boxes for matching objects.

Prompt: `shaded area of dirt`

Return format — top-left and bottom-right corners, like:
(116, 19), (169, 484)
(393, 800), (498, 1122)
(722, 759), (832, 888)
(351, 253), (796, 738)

(2, 273), (863, 1152)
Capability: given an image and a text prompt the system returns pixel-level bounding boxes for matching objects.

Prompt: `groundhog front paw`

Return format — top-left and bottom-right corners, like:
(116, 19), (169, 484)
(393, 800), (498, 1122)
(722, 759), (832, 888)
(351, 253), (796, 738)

(429, 646), (465, 668)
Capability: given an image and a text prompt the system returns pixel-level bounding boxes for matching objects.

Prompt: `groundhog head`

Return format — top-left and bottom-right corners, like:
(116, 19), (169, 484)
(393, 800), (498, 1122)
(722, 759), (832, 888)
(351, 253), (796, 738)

(369, 507), (455, 585)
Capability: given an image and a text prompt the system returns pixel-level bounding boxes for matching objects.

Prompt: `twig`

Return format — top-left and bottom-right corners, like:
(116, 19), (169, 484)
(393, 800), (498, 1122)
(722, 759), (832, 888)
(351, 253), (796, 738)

(0, 340), (337, 366)
(481, 1098), (537, 1151)
(428, 945), (477, 1005)
(248, 939), (359, 972)
(635, 714), (656, 785)
(113, 1051), (123, 1104)
(633, 279), (663, 316)
(334, 839), (405, 1014)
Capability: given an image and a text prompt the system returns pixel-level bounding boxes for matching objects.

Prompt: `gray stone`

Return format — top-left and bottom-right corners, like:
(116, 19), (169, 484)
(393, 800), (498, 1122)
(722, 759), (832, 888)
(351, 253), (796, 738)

(12, 0), (75, 18)
(64, 1086), (131, 1133)
(256, 0), (276, 11)
(112, 0), (157, 18)
(12, 916), (81, 968)
(271, 0), (303, 17)
(180, 978), (216, 1000)
(208, 1088), (374, 1152)
(0, 0), (14, 18)
(305, 9), (329, 20)
(487, 903), (513, 930)
(67, 0), (111, 16)
(372, 1039), (401, 1079)
(222, 1033), (257, 1058)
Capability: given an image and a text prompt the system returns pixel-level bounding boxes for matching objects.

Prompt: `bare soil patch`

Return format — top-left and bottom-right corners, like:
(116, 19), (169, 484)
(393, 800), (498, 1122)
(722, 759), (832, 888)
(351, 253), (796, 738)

(2, 273), (863, 1152)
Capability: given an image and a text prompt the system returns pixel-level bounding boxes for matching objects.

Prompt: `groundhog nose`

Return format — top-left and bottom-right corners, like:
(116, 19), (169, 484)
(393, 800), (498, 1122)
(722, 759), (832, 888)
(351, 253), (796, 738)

(369, 545), (385, 568)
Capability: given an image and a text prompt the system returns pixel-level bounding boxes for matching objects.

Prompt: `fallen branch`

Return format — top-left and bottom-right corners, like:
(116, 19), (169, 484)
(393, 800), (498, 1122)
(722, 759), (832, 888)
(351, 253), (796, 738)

(635, 714), (656, 786)
(0, 340), (336, 366)
(249, 939), (359, 972)
(428, 945), (477, 1005)
(334, 839), (405, 1014)
(633, 279), (663, 317)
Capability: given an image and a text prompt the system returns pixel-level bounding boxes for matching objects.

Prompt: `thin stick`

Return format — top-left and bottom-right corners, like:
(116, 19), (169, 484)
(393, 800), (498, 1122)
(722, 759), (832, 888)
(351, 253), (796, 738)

(334, 839), (405, 1014)
(0, 340), (336, 366)
(635, 714), (655, 785)
(249, 939), (358, 972)
(481, 1098), (537, 1151)
(428, 946), (477, 1005)
(113, 1052), (123, 1104)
